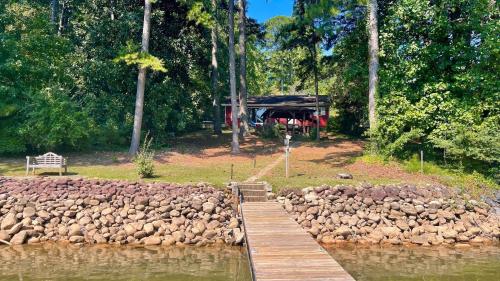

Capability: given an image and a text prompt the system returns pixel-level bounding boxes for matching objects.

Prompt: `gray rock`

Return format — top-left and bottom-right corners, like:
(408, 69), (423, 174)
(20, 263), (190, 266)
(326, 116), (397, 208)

(307, 226), (320, 236)
(363, 198), (374, 206)
(304, 192), (318, 202)
(334, 226), (351, 237)
(69, 235), (85, 243)
(400, 204), (417, 215)
(169, 210), (180, 217)
(124, 224), (136, 236)
(368, 213), (381, 223)
(58, 225), (69, 236)
(101, 208), (113, 216)
(133, 231), (146, 239)
(390, 202), (400, 210)
(37, 210), (51, 220)
(22, 207), (36, 218)
(68, 224), (82, 236)
(337, 173), (353, 179)
(306, 206), (319, 215)
(162, 235), (176, 246)
(203, 230), (217, 240)
(411, 234), (430, 245)
(7, 222), (23, 236)
(429, 200), (441, 209)
(143, 223), (154, 235)
(442, 229), (458, 239)
(88, 199), (100, 206)
(395, 220), (409, 231)
(173, 231), (186, 242)
(93, 233), (107, 244)
(10, 230), (28, 245)
(381, 226), (401, 238)
(228, 218), (239, 229)
(1, 213), (17, 230)
(144, 236), (162, 245)
(202, 202), (216, 214)
(0, 230), (10, 242)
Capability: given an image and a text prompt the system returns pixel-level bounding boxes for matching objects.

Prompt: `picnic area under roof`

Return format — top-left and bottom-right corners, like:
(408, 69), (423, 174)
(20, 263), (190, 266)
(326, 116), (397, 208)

(222, 95), (330, 108)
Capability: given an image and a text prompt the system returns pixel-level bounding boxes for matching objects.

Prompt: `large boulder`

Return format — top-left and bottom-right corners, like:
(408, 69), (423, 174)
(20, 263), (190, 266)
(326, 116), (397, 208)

(202, 202), (215, 214)
(1, 213), (17, 230)
(10, 230), (28, 245)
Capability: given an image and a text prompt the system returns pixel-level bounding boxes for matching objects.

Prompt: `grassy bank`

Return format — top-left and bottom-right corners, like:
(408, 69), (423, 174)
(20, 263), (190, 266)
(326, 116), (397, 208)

(0, 131), (497, 195)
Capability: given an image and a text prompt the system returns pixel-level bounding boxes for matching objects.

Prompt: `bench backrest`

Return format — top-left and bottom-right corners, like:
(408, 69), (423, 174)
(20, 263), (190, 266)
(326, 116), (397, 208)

(34, 152), (65, 165)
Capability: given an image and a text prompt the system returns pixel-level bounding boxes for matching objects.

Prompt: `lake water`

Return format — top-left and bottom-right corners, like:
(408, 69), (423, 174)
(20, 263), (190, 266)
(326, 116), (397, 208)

(326, 244), (500, 281)
(0, 244), (252, 281)
(1, 243), (499, 281)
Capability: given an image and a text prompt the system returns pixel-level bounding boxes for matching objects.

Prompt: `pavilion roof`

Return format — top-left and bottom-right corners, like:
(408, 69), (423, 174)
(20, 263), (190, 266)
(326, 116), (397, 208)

(222, 95), (330, 108)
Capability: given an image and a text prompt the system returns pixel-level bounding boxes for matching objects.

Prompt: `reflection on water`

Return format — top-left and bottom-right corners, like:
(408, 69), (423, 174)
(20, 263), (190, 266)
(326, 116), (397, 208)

(0, 244), (252, 281)
(326, 244), (500, 281)
(2, 243), (498, 281)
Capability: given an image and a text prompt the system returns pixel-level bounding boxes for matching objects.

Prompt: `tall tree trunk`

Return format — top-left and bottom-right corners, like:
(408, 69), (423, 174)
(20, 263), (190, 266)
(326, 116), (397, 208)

(238, 0), (249, 137)
(110, 0), (115, 21)
(57, 0), (66, 36)
(129, 0), (152, 155)
(50, 0), (58, 25)
(313, 46), (320, 142)
(368, 0), (379, 130)
(228, 0), (240, 154)
(211, 0), (222, 135)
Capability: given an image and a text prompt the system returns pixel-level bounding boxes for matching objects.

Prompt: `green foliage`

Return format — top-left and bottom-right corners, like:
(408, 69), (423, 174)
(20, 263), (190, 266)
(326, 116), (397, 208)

(259, 16), (307, 94)
(324, 16), (368, 136)
(428, 116), (500, 174)
(309, 126), (319, 141)
(186, 1), (215, 28)
(0, 0), (228, 154)
(133, 135), (155, 178)
(318, 0), (499, 178)
(260, 123), (284, 140)
(114, 41), (166, 72)
(371, 0), (500, 174)
(19, 87), (94, 151)
(1, 0), (498, 185)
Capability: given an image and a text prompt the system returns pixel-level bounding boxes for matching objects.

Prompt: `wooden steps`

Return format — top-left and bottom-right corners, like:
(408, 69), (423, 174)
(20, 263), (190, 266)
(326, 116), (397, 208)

(239, 183), (267, 202)
(241, 202), (355, 281)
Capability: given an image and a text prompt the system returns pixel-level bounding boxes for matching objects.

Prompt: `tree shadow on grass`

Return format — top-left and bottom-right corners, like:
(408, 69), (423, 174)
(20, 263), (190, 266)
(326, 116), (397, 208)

(305, 150), (363, 168)
(35, 171), (80, 176)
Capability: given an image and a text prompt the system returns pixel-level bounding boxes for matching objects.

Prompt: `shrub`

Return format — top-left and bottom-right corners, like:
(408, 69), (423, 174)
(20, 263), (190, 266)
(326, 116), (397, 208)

(133, 135), (155, 178)
(260, 123), (285, 140)
(309, 127), (319, 141)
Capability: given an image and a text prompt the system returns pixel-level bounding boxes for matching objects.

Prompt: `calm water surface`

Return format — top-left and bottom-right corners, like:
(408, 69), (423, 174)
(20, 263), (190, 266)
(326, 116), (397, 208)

(326, 244), (500, 281)
(1, 243), (499, 281)
(0, 244), (252, 281)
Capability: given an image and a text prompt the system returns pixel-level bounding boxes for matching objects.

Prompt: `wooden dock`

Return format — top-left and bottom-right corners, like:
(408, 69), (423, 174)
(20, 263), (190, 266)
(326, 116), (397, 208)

(241, 202), (355, 281)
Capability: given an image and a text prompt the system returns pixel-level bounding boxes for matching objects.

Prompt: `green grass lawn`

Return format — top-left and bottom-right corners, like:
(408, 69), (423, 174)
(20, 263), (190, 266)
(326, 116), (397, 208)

(1, 131), (497, 195)
(0, 154), (275, 188)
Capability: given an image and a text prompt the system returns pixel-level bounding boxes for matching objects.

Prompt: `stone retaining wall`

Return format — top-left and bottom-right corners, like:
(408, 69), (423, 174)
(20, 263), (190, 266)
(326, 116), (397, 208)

(2, 177), (498, 247)
(278, 184), (500, 245)
(0, 177), (244, 246)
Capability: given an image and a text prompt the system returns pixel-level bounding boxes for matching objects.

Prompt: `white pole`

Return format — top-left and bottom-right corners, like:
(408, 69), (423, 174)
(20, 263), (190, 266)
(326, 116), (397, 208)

(285, 147), (289, 178)
(420, 150), (424, 173)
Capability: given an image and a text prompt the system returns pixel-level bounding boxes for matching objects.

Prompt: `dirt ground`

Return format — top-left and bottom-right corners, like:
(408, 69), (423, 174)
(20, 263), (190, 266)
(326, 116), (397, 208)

(0, 131), (442, 189)
(260, 134), (441, 189)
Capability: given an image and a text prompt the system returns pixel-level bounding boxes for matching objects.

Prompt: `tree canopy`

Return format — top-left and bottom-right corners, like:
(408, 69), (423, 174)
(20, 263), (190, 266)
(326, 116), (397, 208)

(0, 0), (498, 177)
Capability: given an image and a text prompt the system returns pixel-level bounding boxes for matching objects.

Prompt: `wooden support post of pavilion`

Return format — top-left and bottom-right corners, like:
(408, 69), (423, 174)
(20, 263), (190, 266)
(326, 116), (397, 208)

(302, 111), (306, 134)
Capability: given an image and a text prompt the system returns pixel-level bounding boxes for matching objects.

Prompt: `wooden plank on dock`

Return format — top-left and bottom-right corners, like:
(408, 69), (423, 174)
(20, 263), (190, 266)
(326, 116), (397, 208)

(241, 202), (355, 281)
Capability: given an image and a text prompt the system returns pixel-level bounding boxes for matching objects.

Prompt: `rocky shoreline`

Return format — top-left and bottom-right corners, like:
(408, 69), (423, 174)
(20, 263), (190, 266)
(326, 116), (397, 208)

(0, 177), (244, 246)
(1, 177), (499, 248)
(278, 184), (500, 246)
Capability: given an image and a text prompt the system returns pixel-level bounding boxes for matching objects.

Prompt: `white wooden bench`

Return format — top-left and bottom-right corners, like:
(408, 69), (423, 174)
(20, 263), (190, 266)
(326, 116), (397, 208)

(26, 152), (68, 176)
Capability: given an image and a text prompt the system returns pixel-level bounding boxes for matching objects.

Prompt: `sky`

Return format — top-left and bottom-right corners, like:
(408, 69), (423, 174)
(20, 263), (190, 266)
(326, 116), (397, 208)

(247, 0), (294, 24)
